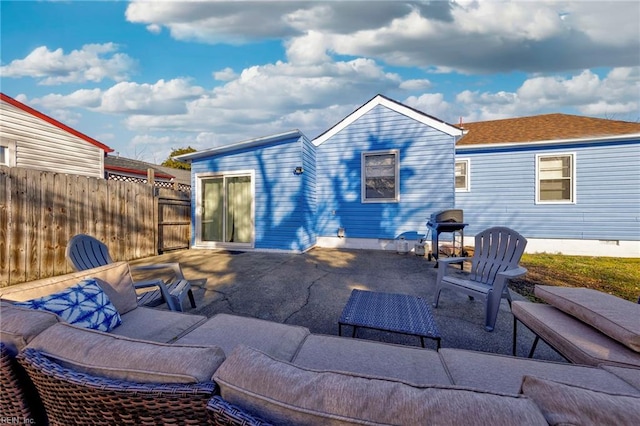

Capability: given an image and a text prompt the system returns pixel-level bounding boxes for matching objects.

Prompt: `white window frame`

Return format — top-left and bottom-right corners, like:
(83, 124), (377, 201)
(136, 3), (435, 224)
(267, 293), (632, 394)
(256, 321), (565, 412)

(194, 170), (256, 249)
(0, 139), (15, 167)
(535, 153), (576, 204)
(455, 158), (470, 192)
(361, 150), (400, 203)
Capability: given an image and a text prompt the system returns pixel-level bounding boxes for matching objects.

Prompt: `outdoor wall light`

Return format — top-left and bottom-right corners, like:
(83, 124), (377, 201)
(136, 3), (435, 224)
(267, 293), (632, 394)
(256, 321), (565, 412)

(337, 227), (345, 238)
(293, 166), (304, 175)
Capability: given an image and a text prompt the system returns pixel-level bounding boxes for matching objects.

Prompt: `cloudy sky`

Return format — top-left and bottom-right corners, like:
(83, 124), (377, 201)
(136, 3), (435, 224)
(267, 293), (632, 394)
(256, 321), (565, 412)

(1, 1), (639, 163)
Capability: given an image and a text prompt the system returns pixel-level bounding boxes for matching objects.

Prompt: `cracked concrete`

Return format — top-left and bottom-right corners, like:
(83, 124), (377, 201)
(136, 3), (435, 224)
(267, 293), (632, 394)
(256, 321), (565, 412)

(130, 247), (564, 362)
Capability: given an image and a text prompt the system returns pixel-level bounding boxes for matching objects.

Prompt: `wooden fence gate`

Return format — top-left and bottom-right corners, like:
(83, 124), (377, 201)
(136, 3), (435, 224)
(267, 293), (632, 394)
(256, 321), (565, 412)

(157, 188), (191, 253)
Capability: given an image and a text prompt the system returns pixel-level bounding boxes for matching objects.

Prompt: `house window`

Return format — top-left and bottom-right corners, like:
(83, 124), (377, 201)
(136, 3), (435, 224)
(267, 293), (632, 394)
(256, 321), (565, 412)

(0, 139), (14, 167)
(455, 159), (470, 191)
(362, 150), (399, 202)
(537, 153), (575, 203)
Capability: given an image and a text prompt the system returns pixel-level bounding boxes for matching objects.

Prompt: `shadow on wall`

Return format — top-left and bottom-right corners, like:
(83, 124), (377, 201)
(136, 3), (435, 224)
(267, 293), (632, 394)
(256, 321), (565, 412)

(315, 132), (437, 246)
(254, 148), (315, 252)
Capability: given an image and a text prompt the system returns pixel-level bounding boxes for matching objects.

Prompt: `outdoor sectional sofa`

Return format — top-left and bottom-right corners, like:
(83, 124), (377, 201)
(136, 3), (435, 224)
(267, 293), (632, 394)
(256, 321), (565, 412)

(1, 261), (640, 425)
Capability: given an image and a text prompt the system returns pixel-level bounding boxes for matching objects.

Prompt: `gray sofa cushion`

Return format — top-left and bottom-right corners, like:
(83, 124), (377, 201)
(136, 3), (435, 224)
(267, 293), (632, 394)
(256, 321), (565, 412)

(535, 285), (640, 352)
(0, 301), (60, 350)
(112, 306), (206, 343)
(175, 314), (309, 362)
(521, 375), (640, 425)
(440, 348), (640, 395)
(26, 322), (225, 384)
(512, 301), (640, 368)
(293, 334), (452, 386)
(601, 365), (640, 391)
(214, 345), (547, 426)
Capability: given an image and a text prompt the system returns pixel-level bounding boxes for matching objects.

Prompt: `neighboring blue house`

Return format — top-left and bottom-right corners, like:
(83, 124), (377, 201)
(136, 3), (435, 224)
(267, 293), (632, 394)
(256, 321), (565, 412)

(455, 114), (640, 257)
(177, 96), (640, 257)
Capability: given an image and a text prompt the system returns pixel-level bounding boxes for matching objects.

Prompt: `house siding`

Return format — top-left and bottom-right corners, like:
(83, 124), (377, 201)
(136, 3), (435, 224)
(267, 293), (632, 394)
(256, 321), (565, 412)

(0, 100), (105, 178)
(190, 134), (316, 252)
(300, 137), (317, 249)
(316, 104), (456, 242)
(455, 139), (640, 243)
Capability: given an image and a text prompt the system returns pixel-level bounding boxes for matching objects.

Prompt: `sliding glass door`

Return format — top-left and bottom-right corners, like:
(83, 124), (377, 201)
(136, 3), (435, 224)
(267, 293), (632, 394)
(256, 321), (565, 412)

(199, 173), (253, 246)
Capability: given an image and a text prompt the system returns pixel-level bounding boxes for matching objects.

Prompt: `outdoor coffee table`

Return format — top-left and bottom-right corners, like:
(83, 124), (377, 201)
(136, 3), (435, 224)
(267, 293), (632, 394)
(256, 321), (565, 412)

(338, 289), (441, 349)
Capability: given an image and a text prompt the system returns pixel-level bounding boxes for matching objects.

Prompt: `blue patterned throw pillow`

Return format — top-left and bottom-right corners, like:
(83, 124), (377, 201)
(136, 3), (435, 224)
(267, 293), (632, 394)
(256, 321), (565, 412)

(14, 278), (122, 332)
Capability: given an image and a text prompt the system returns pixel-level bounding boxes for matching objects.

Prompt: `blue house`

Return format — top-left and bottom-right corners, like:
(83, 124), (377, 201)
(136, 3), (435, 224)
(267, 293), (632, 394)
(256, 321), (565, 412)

(178, 96), (640, 257)
(312, 95), (463, 250)
(178, 130), (316, 252)
(455, 114), (640, 257)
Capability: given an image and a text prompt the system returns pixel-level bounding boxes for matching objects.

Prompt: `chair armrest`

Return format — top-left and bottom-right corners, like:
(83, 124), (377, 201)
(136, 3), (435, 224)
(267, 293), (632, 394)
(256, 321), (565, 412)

(133, 278), (166, 289)
(436, 256), (470, 266)
(497, 266), (528, 280)
(132, 263), (185, 281)
(133, 279), (177, 311)
(436, 257), (472, 283)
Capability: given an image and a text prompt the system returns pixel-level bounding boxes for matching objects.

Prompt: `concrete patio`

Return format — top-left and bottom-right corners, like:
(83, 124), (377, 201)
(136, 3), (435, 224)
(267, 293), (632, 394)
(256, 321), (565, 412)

(130, 247), (564, 362)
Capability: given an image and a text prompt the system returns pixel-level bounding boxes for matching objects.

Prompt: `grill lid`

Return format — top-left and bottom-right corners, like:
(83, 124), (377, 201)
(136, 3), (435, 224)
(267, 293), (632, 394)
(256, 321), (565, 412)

(430, 209), (463, 224)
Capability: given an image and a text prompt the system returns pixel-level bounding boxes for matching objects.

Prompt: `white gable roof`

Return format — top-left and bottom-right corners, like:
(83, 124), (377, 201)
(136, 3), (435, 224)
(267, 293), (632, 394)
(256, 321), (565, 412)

(312, 94), (464, 146)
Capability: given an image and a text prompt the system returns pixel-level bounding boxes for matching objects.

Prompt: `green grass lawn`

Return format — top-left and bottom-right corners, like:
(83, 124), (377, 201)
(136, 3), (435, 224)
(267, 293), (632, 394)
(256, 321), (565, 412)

(509, 254), (640, 303)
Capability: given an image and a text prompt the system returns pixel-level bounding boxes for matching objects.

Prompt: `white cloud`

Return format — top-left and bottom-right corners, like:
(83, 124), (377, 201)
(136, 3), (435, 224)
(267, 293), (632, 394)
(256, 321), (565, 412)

(213, 67), (238, 81)
(399, 79), (432, 91)
(125, 0), (301, 44)
(146, 24), (162, 34)
(33, 89), (102, 110)
(124, 1), (639, 74)
(121, 58), (402, 142)
(451, 1), (563, 41)
(562, 2), (640, 46)
(285, 31), (331, 65)
(404, 93), (454, 122)
(0, 43), (135, 85)
(455, 67), (640, 121)
(47, 109), (82, 126)
(98, 79), (206, 114)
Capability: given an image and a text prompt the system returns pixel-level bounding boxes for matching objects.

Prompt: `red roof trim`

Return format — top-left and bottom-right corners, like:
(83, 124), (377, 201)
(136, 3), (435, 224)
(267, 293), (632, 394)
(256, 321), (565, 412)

(104, 165), (174, 179)
(0, 92), (114, 153)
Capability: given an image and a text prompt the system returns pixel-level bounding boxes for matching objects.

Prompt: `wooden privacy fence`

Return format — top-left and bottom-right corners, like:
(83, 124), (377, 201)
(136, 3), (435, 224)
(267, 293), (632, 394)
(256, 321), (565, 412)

(0, 166), (191, 287)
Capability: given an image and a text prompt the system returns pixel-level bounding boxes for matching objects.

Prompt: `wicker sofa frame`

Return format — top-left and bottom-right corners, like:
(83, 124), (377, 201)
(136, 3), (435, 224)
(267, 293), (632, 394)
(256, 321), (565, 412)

(207, 396), (271, 426)
(17, 348), (217, 425)
(0, 342), (46, 424)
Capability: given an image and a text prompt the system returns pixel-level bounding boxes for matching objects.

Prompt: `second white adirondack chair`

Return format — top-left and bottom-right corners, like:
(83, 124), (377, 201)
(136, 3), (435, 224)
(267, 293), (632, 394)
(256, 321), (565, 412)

(432, 226), (528, 331)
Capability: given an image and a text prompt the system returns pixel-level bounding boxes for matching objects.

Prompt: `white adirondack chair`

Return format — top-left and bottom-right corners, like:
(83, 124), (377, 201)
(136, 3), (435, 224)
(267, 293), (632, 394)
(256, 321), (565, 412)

(432, 227), (528, 331)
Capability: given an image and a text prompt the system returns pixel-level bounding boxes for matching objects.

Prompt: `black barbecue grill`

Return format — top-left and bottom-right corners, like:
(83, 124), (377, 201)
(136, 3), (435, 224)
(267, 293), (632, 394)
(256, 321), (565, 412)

(426, 209), (468, 266)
